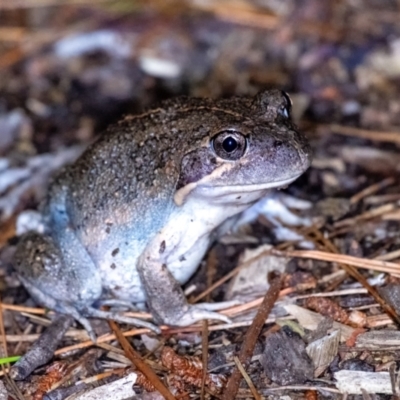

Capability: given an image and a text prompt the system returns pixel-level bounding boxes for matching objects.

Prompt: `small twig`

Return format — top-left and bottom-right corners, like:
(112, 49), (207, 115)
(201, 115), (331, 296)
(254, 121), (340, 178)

(328, 124), (400, 144)
(201, 321), (208, 400)
(200, 250), (214, 399)
(293, 288), (368, 300)
(1, 297), (26, 400)
(0, 27), (55, 42)
(366, 313), (393, 328)
(77, 368), (126, 385)
(0, 47), (24, 69)
(54, 327), (149, 355)
(350, 177), (396, 204)
(2, 373), (25, 400)
(0, 0), (111, 9)
(0, 304), (47, 314)
(367, 237), (399, 259)
(222, 273), (282, 400)
(271, 249), (400, 275)
(192, 249), (277, 303)
(108, 320), (176, 400)
(389, 363), (399, 399)
(375, 248), (400, 261)
(333, 203), (396, 228)
(233, 356), (262, 400)
(0, 296), (8, 359)
(365, 193), (400, 205)
(382, 210), (400, 220)
(2, 320), (322, 377)
(96, 342), (125, 355)
(0, 297), (25, 400)
(191, 264), (244, 304)
(302, 229), (400, 327)
(10, 315), (73, 380)
(262, 385), (340, 394)
(193, 1), (279, 30)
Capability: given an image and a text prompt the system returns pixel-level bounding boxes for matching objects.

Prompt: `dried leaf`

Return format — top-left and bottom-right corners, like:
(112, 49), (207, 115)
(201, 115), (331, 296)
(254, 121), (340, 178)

(305, 297), (349, 324)
(161, 346), (226, 394)
(32, 361), (67, 400)
(261, 327), (314, 385)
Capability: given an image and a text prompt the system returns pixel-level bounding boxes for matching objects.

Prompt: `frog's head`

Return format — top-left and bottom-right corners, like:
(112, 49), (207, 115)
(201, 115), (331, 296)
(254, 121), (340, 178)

(174, 90), (312, 206)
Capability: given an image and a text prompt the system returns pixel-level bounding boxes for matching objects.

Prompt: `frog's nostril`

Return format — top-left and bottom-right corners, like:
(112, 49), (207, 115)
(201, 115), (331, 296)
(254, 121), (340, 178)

(274, 140), (283, 147)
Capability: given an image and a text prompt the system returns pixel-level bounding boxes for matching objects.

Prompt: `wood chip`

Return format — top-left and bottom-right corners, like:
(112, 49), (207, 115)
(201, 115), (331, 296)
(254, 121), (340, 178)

(356, 330), (400, 349)
(75, 373), (137, 400)
(283, 304), (355, 342)
(306, 329), (340, 377)
(334, 370), (393, 394)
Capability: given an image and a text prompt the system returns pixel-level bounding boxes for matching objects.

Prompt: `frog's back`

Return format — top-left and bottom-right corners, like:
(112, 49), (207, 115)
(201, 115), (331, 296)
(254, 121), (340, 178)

(46, 96), (251, 251)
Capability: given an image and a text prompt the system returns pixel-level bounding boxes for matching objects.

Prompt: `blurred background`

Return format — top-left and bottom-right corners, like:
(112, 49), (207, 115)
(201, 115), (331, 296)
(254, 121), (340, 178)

(3, 3), (400, 396)
(1, 0), (400, 229)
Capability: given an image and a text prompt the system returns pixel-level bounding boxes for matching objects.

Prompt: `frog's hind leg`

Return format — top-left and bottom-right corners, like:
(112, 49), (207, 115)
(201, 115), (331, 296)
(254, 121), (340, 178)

(14, 230), (103, 340)
(14, 231), (161, 338)
(83, 307), (161, 333)
(18, 275), (97, 340)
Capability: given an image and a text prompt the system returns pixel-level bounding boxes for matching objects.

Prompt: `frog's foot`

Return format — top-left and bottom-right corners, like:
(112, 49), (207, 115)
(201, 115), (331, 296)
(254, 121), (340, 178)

(161, 304), (233, 327)
(42, 302), (111, 343)
(83, 307), (161, 334)
(18, 276), (160, 340)
(16, 275), (98, 342)
(49, 302), (97, 342)
(193, 299), (240, 311)
(96, 298), (139, 310)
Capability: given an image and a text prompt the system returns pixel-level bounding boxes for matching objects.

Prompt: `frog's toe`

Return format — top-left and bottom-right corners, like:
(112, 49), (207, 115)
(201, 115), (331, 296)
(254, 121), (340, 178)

(96, 298), (139, 311)
(16, 275), (98, 341)
(70, 312), (96, 342)
(47, 302), (97, 342)
(194, 300), (241, 311)
(166, 306), (231, 326)
(84, 307), (161, 334)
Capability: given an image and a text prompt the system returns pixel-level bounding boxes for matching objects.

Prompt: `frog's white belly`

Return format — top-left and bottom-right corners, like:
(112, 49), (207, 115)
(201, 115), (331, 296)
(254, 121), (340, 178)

(96, 234), (211, 303)
(95, 186), (273, 304)
(96, 239), (147, 302)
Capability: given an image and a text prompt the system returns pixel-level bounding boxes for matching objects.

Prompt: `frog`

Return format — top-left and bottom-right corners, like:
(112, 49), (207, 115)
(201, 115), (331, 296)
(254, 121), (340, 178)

(14, 90), (312, 339)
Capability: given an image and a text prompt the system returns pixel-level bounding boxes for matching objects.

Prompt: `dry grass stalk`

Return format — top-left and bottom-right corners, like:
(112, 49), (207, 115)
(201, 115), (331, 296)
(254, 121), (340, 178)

(222, 273), (282, 400)
(272, 249), (400, 275)
(233, 356), (262, 400)
(328, 124), (400, 144)
(108, 320), (176, 400)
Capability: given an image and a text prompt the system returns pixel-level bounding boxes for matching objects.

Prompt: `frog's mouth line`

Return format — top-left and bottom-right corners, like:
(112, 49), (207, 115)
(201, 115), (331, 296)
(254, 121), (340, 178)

(205, 173), (303, 192)
(174, 173), (303, 206)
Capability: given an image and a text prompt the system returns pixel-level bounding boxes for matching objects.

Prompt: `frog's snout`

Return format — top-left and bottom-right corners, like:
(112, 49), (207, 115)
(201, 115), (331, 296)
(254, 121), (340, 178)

(298, 140), (313, 171)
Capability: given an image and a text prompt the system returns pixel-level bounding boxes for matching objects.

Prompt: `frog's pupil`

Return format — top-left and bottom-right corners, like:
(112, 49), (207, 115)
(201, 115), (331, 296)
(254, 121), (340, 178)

(222, 136), (237, 152)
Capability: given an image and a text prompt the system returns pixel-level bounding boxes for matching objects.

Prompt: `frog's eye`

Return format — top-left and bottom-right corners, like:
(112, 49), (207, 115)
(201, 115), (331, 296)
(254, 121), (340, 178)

(212, 131), (247, 161)
(278, 91), (292, 119)
(279, 107), (290, 119)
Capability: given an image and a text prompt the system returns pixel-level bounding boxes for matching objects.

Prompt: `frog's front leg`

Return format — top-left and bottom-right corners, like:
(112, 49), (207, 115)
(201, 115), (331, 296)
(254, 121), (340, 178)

(138, 243), (231, 327)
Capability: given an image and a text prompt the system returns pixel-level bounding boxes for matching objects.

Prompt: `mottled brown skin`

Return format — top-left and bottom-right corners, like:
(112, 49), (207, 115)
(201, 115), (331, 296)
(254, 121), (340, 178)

(14, 90), (312, 338)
